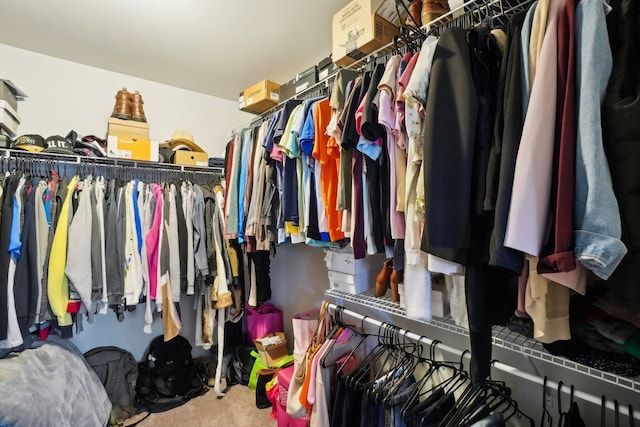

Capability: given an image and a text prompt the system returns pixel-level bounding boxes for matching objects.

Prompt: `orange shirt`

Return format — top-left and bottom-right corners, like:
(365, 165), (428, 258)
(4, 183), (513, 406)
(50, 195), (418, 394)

(312, 99), (344, 242)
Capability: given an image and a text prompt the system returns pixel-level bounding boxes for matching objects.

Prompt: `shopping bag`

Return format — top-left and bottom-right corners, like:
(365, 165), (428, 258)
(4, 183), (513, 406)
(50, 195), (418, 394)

(292, 309), (320, 365)
(286, 302), (331, 418)
(246, 303), (284, 345)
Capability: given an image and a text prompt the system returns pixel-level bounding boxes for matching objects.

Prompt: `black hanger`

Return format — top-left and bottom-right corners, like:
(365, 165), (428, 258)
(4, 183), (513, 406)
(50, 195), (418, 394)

(542, 376), (553, 427)
(615, 400), (620, 427)
(602, 395), (607, 427)
(630, 404), (635, 427)
(557, 381), (565, 427)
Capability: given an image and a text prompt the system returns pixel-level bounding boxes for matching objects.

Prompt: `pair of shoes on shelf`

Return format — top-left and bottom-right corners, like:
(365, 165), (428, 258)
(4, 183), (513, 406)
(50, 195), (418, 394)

(405, 0), (423, 27)
(375, 258), (403, 303)
(421, 0), (451, 26)
(111, 87), (146, 122)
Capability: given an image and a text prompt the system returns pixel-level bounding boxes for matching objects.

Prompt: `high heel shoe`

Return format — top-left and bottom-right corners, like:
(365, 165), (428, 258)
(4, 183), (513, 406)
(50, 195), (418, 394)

(390, 268), (403, 303)
(375, 258), (394, 297)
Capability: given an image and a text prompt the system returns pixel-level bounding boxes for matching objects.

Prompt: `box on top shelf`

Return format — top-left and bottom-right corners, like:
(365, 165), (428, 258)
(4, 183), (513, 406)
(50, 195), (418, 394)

(279, 66), (319, 101)
(318, 56), (341, 81)
(107, 117), (150, 140)
(332, 0), (400, 67)
(0, 100), (21, 137)
(239, 79), (281, 114)
(107, 135), (159, 162)
(0, 80), (27, 112)
(173, 150), (209, 167)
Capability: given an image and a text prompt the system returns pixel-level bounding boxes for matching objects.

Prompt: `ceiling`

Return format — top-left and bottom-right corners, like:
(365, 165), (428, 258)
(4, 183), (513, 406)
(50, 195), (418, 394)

(0, 0), (350, 101)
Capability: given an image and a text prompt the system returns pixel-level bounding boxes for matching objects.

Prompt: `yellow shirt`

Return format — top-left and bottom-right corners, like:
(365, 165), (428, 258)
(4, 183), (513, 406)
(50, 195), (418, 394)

(47, 176), (78, 326)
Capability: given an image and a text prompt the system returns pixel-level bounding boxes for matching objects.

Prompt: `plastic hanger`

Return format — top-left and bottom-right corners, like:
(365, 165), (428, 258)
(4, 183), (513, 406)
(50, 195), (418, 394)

(557, 381), (565, 427)
(630, 404), (635, 427)
(615, 400), (620, 427)
(602, 395), (607, 427)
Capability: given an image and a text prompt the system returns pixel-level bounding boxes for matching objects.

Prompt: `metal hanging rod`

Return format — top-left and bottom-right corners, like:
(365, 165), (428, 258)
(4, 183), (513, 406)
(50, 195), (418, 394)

(0, 148), (223, 176)
(326, 302), (640, 421)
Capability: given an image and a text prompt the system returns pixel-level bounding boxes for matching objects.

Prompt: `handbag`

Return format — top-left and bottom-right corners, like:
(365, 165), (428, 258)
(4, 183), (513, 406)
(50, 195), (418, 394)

(286, 301), (332, 418)
(292, 309), (320, 365)
(246, 303), (284, 345)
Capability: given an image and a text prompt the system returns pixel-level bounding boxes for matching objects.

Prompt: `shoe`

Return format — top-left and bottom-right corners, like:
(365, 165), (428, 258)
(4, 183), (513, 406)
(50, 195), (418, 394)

(130, 90), (147, 122)
(375, 258), (394, 297)
(421, 0), (450, 26)
(390, 268), (403, 303)
(111, 87), (131, 120)
(406, 0), (423, 27)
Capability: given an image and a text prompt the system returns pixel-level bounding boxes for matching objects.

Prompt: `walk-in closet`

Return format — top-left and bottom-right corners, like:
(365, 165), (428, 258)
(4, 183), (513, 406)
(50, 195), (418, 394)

(1, 0), (639, 425)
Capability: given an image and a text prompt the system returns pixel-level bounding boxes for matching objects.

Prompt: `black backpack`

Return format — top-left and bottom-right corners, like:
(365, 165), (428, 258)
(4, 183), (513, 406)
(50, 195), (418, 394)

(84, 346), (139, 427)
(135, 335), (208, 413)
(225, 346), (257, 387)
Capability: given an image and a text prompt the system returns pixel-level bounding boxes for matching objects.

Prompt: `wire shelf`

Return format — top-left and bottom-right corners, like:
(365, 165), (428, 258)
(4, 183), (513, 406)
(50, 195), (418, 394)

(325, 288), (640, 393)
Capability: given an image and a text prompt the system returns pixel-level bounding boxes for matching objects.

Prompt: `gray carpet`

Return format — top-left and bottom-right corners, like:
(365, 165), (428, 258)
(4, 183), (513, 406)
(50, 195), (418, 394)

(124, 382), (277, 427)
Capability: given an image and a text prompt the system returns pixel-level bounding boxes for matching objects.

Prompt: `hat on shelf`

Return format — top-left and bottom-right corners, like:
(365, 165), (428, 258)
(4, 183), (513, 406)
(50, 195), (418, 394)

(11, 134), (46, 152)
(161, 131), (205, 152)
(44, 135), (76, 155)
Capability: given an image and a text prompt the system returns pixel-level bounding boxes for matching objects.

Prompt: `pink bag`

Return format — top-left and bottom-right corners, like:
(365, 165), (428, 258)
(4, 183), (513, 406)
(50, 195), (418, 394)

(246, 303), (284, 345)
(292, 309), (320, 363)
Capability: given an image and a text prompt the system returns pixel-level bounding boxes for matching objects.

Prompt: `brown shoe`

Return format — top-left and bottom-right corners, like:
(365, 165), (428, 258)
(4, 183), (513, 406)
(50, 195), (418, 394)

(421, 0), (450, 26)
(375, 258), (394, 297)
(406, 0), (423, 27)
(130, 90), (147, 122)
(111, 87), (131, 120)
(390, 268), (403, 302)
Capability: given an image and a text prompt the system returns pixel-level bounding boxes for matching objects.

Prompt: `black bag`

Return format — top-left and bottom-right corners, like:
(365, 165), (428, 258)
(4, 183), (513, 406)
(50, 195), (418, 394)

(225, 346), (257, 387)
(135, 335), (207, 413)
(84, 346), (139, 426)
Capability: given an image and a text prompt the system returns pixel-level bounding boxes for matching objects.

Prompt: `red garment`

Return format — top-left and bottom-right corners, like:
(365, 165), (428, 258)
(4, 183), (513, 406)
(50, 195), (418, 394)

(539, 0), (577, 273)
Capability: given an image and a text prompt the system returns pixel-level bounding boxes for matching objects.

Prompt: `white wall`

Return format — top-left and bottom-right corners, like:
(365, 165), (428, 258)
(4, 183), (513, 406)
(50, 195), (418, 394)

(0, 43), (253, 157)
(0, 43), (254, 360)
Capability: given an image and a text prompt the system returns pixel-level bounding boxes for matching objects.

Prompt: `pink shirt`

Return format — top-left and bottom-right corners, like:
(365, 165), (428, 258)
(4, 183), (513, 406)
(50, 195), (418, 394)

(146, 184), (164, 300)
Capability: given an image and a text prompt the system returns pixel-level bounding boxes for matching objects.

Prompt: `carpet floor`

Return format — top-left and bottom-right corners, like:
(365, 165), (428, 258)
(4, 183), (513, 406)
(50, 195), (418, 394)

(124, 382), (277, 427)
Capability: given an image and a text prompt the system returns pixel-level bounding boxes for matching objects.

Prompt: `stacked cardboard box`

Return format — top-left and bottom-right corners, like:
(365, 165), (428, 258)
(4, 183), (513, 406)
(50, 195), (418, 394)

(0, 80), (27, 147)
(325, 248), (385, 295)
(106, 117), (158, 162)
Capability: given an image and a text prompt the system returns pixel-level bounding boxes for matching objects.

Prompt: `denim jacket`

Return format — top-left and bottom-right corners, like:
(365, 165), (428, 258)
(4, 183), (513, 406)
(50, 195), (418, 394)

(573, 0), (627, 279)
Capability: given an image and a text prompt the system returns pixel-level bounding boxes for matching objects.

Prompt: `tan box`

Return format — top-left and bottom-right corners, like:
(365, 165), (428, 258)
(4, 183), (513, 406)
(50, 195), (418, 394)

(107, 135), (159, 162)
(107, 117), (150, 140)
(332, 0), (399, 67)
(255, 332), (289, 367)
(173, 150), (209, 167)
(239, 79), (280, 114)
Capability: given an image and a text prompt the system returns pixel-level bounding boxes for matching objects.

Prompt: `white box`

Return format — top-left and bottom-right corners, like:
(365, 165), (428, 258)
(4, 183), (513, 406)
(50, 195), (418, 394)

(0, 100), (20, 137)
(431, 282), (449, 318)
(325, 249), (385, 275)
(328, 270), (373, 294)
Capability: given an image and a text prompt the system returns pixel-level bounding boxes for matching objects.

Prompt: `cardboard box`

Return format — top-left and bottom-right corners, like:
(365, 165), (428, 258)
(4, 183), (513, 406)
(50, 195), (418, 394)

(279, 72), (319, 101)
(107, 135), (159, 162)
(431, 281), (450, 318)
(107, 117), (150, 140)
(0, 134), (11, 149)
(325, 248), (385, 275)
(0, 100), (21, 137)
(318, 61), (340, 81)
(240, 79), (280, 114)
(332, 0), (400, 67)
(328, 270), (373, 295)
(255, 332), (289, 367)
(0, 80), (27, 112)
(173, 150), (209, 167)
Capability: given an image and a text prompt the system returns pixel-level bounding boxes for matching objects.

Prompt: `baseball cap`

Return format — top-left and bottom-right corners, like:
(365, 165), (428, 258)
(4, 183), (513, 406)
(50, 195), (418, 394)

(44, 135), (76, 155)
(11, 134), (46, 152)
